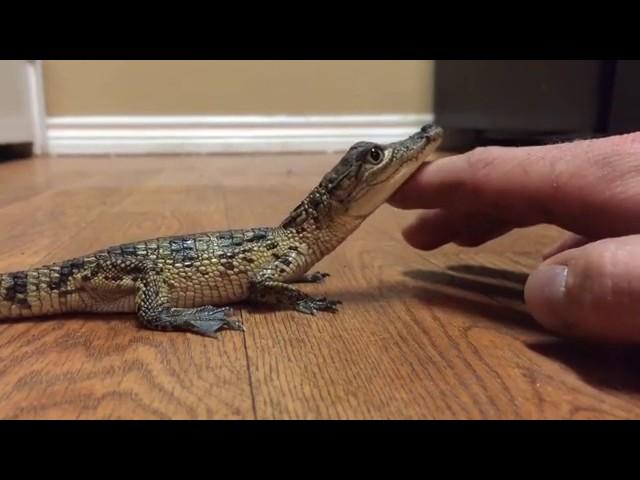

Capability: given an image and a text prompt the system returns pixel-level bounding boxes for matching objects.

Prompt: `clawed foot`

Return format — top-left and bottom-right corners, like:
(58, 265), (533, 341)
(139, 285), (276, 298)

(299, 272), (331, 284)
(296, 297), (342, 315)
(159, 306), (245, 338)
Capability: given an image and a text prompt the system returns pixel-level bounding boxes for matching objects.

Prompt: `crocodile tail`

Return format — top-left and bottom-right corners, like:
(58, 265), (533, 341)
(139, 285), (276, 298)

(0, 274), (7, 317)
(1, 270), (27, 319)
(0, 267), (67, 320)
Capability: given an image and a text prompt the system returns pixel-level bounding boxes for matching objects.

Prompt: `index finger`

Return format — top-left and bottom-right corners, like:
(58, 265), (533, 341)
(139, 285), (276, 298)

(388, 133), (640, 239)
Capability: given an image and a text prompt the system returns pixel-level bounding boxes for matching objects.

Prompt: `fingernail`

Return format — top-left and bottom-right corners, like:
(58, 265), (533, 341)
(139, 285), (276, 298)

(524, 265), (569, 331)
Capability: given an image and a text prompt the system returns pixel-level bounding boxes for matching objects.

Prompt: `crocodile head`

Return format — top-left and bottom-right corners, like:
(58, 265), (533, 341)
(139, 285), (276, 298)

(321, 124), (443, 219)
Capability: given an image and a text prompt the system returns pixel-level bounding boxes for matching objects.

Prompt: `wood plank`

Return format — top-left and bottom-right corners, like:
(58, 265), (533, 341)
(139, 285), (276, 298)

(1, 153), (640, 419)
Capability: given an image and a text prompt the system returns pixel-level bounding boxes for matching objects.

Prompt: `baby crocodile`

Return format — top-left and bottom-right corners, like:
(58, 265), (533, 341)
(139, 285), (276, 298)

(0, 124), (443, 337)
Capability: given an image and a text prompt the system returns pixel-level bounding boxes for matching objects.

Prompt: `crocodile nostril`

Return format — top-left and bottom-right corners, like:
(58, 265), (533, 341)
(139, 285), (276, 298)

(420, 123), (443, 139)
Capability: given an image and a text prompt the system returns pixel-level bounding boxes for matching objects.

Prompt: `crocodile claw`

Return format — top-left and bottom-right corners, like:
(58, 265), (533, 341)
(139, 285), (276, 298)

(296, 297), (342, 315)
(300, 272), (331, 284)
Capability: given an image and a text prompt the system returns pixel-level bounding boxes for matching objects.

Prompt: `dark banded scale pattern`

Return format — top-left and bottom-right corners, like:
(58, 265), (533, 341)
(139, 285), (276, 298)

(0, 224), (352, 319)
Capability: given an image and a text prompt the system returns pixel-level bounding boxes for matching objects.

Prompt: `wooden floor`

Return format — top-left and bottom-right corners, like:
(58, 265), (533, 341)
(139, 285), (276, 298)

(1, 152), (640, 419)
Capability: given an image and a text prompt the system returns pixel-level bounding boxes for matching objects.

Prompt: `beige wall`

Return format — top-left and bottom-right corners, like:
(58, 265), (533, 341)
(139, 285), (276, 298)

(43, 60), (433, 116)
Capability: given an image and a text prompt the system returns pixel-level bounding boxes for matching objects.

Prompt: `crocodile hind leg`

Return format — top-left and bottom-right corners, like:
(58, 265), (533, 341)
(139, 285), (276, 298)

(85, 260), (244, 337)
(134, 266), (244, 337)
(142, 305), (244, 337)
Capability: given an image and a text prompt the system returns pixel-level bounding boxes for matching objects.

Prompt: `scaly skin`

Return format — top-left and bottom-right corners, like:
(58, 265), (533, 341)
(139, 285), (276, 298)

(0, 125), (443, 337)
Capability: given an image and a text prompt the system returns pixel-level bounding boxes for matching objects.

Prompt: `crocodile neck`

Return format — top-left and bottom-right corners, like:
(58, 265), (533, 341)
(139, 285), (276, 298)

(279, 184), (363, 262)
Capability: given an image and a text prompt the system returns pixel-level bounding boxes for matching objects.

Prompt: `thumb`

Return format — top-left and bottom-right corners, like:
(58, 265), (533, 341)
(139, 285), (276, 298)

(524, 235), (640, 344)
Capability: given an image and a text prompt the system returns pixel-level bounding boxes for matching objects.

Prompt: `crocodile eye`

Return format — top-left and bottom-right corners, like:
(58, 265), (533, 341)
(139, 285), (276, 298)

(367, 147), (384, 164)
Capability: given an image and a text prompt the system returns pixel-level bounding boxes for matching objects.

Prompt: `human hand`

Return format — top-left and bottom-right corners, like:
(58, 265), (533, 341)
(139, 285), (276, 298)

(389, 132), (640, 343)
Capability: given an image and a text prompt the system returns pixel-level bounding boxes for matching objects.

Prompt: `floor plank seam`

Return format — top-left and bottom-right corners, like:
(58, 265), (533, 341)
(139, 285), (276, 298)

(220, 185), (258, 419)
(241, 326), (258, 420)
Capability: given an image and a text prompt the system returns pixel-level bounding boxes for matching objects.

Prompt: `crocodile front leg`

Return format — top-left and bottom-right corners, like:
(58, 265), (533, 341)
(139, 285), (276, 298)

(249, 279), (340, 314)
(248, 251), (340, 314)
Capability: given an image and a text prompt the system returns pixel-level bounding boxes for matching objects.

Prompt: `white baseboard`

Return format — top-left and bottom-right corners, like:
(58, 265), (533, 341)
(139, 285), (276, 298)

(45, 114), (434, 155)
(26, 61), (48, 155)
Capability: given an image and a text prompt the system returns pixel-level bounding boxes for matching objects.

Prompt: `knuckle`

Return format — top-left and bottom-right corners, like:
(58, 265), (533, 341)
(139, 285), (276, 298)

(460, 147), (503, 201)
(466, 146), (501, 168)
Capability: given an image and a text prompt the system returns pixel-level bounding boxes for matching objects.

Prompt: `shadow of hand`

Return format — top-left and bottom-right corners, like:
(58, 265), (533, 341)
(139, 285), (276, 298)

(528, 340), (640, 393)
(407, 263), (640, 394)
(403, 266), (544, 334)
